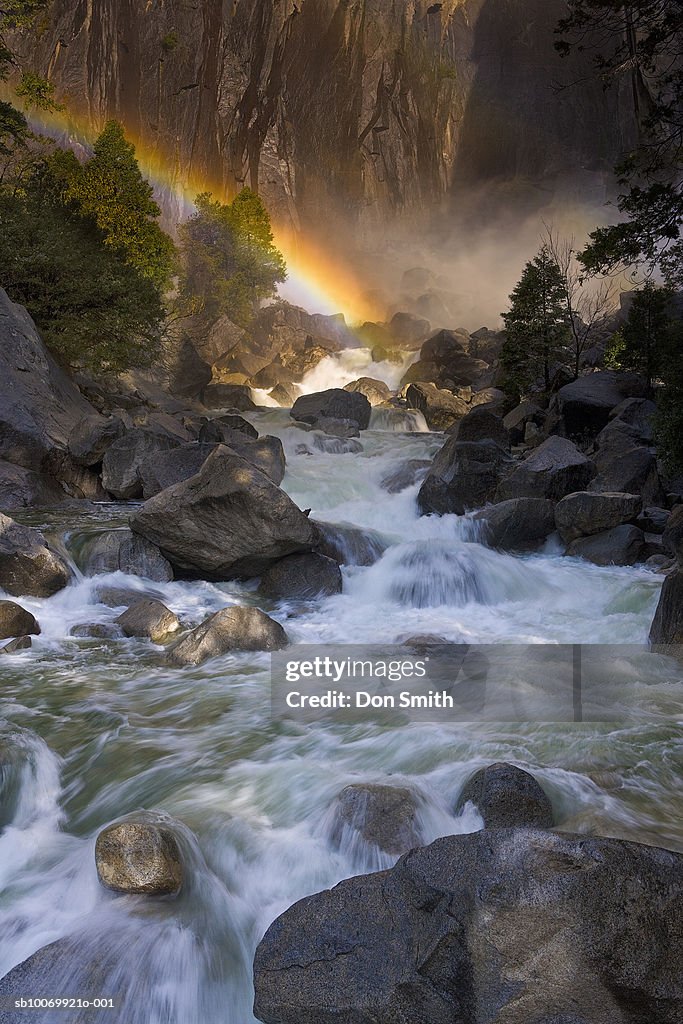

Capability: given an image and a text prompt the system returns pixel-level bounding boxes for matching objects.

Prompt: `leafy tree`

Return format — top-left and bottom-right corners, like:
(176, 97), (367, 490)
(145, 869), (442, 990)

(556, 2), (683, 286)
(179, 188), (286, 327)
(619, 282), (673, 390)
(60, 121), (176, 290)
(501, 246), (571, 396)
(0, 1), (50, 153)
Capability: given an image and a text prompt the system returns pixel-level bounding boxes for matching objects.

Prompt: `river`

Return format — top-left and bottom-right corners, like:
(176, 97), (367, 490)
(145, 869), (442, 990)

(0, 395), (681, 1023)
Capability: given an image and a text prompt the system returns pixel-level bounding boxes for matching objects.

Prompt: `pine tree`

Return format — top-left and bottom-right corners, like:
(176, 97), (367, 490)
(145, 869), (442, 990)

(619, 282), (673, 392)
(501, 246), (571, 397)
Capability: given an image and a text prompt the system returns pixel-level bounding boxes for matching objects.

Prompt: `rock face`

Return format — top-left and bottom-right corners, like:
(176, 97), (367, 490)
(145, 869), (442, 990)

(473, 498), (556, 552)
(0, 460), (65, 510)
(115, 599), (181, 643)
(68, 415), (124, 467)
(0, 513), (71, 598)
(554, 491), (642, 543)
(662, 505), (683, 562)
(291, 390), (371, 432)
(418, 440), (512, 516)
(95, 818), (183, 896)
(0, 601), (40, 640)
(76, 529), (173, 582)
(454, 763), (554, 829)
(168, 606), (288, 666)
(259, 552), (342, 600)
(131, 447), (316, 580)
(496, 436), (596, 503)
(254, 828), (683, 1024)
(329, 784), (421, 857)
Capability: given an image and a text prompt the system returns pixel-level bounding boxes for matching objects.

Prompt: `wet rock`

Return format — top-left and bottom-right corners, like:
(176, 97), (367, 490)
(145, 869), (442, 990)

(343, 377), (392, 406)
(380, 459), (431, 494)
(645, 554), (675, 574)
(473, 498), (556, 551)
(131, 448), (316, 580)
(202, 382), (257, 411)
(554, 491), (643, 543)
(101, 427), (182, 499)
(291, 389), (372, 431)
(315, 417), (360, 438)
(637, 506), (670, 535)
(168, 606), (288, 666)
(399, 634), (449, 649)
(550, 370), (648, 440)
(115, 599), (181, 643)
(68, 415), (125, 467)
(389, 312), (431, 348)
(0, 459), (65, 510)
(662, 505), (683, 563)
(405, 382), (469, 430)
(198, 414), (257, 443)
(270, 382), (299, 407)
(0, 601), (40, 640)
(94, 585), (166, 608)
(70, 623), (122, 639)
(0, 513), (71, 598)
(260, 553), (342, 600)
(329, 784), (421, 856)
(250, 359), (297, 389)
(455, 762), (553, 829)
(649, 570), (683, 645)
(95, 818), (183, 895)
(566, 525), (645, 566)
(447, 406), (510, 450)
(1, 635), (32, 654)
(312, 434), (363, 454)
(418, 440), (512, 516)
(77, 528), (173, 582)
(254, 828), (683, 1024)
(314, 521), (388, 567)
(496, 436), (597, 503)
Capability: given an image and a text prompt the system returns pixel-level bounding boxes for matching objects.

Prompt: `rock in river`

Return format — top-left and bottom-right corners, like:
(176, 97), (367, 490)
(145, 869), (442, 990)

(115, 599), (181, 643)
(168, 606), (288, 666)
(291, 389), (371, 431)
(329, 783), (421, 857)
(454, 762), (554, 829)
(0, 513), (71, 598)
(260, 552), (342, 600)
(95, 817), (184, 896)
(0, 600), (40, 640)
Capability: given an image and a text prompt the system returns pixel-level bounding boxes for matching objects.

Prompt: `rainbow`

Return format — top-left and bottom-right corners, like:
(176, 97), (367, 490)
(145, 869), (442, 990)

(8, 98), (382, 326)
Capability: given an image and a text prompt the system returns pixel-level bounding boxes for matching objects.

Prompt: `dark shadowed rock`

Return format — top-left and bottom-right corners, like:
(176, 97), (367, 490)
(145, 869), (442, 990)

(198, 414), (258, 442)
(0, 601), (40, 640)
(550, 371), (648, 440)
(254, 828), (683, 1024)
(76, 528), (173, 582)
(292, 389), (372, 431)
(95, 817), (183, 895)
(270, 382), (299, 407)
(554, 491), (642, 543)
(447, 406), (510, 449)
(662, 505), (683, 563)
(649, 570), (683, 645)
(454, 762), (553, 829)
(503, 400), (545, 444)
(68, 415), (125, 467)
(101, 428), (182, 499)
(0, 513), (71, 598)
(329, 784), (421, 856)
(202, 382), (257, 411)
(343, 378), (392, 406)
(314, 521), (388, 566)
(418, 440), (513, 515)
(71, 622), (122, 639)
(131, 448), (316, 580)
(93, 585), (166, 609)
(312, 433), (363, 454)
(260, 553), (342, 600)
(380, 458), (431, 494)
(315, 417), (360, 438)
(115, 599), (181, 643)
(168, 606), (288, 666)
(496, 436), (596, 503)
(0, 460), (65, 510)
(638, 506), (670, 535)
(170, 338), (212, 400)
(473, 498), (556, 551)
(1, 635), (32, 654)
(566, 525), (645, 566)
(405, 382), (469, 430)
(138, 444), (218, 498)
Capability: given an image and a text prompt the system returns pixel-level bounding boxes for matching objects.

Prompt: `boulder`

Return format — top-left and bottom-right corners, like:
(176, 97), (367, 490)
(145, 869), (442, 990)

(380, 459), (431, 494)
(260, 552), (342, 600)
(71, 622), (122, 639)
(591, 442), (664, 507)
(662, 505), (683, 563)
(418, 440), (513, 516)
(329, 784), (421, 856)
(115, 599), (180, 642)
(314, 521), (388, 566)
(402, 329), (490, 389)
(0, 459), (65, 510)
(554, 491), (643, 543)
(101, 428), (182, 499)
(137, 443), (217, 499)
(250, 359), (297, 389)
(202, 382), (257, 411)
(405, 382), (469, 430)
(454, 763), (553, 829)
(68, 415), (125, 467)
(496, 436), (597, 503)
(291, 389), (372, 431)
(131, 447), (315, 580)
(343, 377), (392, 406)
(270, 382), (299, 407)
(550, 370), (648, 439)
(315, 417), (361, 438)
(473, 498), (556, 551)
(0, 513), (71, 597)
(468, 387), (506, 412)
(95, 817), (183, 895)
(0, 600), (40, 640)
(198, 413), (258, 442)
(76, 528), (173, 582)
(649, 570), (683, 645)
(638, 506), (670, 535)
(313, 434), (363, 454)
(169, 338), (212, 400)
(1, 635), (32, 653)
(389, 311), (431, 347)
(254, 828), (683, 1024)
(447, 406), (510, 449)
(168, 606), (288, 666)
(566, 525), (645, 566)
(609, 396), (657, 440)
(503, 400), (545, 444)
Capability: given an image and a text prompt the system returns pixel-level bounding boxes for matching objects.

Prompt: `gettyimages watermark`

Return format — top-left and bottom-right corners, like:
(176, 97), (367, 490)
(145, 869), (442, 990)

(271, 643), (683, 724)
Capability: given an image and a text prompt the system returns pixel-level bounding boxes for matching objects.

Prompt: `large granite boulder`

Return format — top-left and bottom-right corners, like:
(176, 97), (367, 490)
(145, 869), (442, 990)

(448, 405), (510, 449)
(95, 816), (184, 895)
(549, 371), (648, 440)
(0, 460), (65, 510)
(291, 389), (372, 431)
(0, 600), (40, 640)
(101, 428), (182, 500)
(650, 570), (683, 646)
(115, 599), (181, 643)
(328, 784), (422, 856)
(130, 447), (316, 580)
(554, 491), (642, 543)
(202, 382), (257, 411)
(168, 606), (288, 666)
(75, 528), (173, 582)
(259, 552), (342, 600)
(0, 513), (71, 597)
(472, 497), (556, 551)
(454, 762), (554, 829)
(401, 330), (490, 390)
(566, 525), (645, 566)
(343, 378), (392, 406)
(68, 415), (125, 467)
(418, 440), (512, 515)
(496, 436), (596, 503)
(254, 828), (683, 1024)
(138, 444), (218, 499)
(405, 382), (469, 430)
(313, 521), (388, 567)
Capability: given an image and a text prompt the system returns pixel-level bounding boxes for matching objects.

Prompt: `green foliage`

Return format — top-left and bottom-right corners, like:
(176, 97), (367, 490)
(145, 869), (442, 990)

(619, 282), (673, 390)
(15, 70), (63, 111)
(60, 120), (176, 290)
(501, 246), (571, 397)
(603, 328), (626, 370)
(0, 1), (49, 154)
(161, 30), (179, 53)
(0, 97), (27, 154)
(655, 318), (683, 475)
(0, 166), (166, 373)
(179, 187), (286, 327)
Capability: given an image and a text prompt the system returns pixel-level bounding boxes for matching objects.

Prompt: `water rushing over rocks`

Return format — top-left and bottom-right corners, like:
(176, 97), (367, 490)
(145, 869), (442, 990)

(0, 408), (680, 1022)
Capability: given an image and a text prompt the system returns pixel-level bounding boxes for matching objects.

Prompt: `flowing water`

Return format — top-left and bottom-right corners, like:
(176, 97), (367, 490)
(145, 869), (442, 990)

(1, 400), (682, 1022)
